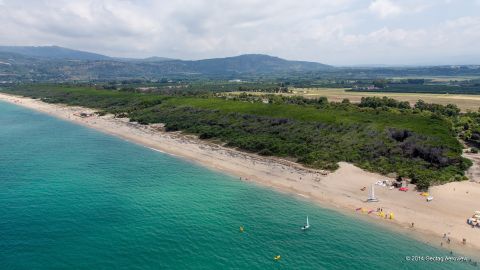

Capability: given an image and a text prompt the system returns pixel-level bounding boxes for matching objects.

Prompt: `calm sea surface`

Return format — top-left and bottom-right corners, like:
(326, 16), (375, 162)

(0, 101), (477, 269)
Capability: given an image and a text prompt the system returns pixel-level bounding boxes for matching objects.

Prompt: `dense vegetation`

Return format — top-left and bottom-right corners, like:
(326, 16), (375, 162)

(348, 79), (480, 95)
(3, 84), (477, 190)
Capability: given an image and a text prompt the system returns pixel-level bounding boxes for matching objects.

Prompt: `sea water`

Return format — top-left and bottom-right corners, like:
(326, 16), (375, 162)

(0, 101), (477, 270)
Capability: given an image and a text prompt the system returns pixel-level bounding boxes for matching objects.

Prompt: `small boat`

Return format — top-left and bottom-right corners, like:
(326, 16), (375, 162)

(274, 255), (281, 261)
(367, 184), (379, 202)
(301, 216), (310, 230)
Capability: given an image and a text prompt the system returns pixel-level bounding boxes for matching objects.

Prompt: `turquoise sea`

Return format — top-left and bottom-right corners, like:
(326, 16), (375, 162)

(0, 101), (478, 270)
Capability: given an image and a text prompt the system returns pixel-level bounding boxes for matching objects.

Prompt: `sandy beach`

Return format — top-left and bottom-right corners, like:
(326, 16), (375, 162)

(1, 92), (479, 259)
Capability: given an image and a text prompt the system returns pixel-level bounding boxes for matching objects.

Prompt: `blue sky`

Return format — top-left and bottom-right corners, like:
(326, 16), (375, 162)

(1, 0), (479, 65)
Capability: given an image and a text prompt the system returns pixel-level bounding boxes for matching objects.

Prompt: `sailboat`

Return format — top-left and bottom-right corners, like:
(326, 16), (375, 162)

(367, 184), (379, 202)
(301, 216), (310, 230)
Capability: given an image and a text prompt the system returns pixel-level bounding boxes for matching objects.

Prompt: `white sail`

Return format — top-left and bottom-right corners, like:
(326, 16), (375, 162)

(301, 216), (310, 230)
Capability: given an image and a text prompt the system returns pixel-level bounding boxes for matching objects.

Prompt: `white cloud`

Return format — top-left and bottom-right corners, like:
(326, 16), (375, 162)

(0, 0), (479, 65)
(369, 0), (402, 18)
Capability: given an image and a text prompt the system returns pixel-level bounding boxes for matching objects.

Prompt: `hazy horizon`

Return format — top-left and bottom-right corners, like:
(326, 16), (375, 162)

(1, 0), (480, 66)
(4, 44), (480, 68)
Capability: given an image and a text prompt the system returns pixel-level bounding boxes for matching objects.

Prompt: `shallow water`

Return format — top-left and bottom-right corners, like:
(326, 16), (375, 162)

(0, 101), (477, 269)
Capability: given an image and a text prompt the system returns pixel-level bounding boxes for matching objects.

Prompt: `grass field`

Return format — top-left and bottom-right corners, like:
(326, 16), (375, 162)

(228, 88), (480, 112)
(390, 76), (480, 82)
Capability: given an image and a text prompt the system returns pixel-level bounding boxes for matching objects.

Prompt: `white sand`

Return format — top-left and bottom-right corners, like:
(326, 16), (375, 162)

(1, 92), (480, 258)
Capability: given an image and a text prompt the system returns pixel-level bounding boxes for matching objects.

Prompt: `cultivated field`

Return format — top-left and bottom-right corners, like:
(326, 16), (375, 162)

(229, 88), (480, 112)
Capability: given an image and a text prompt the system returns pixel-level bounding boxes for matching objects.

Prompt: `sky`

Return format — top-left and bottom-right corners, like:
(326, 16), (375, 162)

(1, 0), (480, 66)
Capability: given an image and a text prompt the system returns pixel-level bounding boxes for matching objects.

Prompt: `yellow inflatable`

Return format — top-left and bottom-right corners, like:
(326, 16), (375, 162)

(274, 255), (281, 261)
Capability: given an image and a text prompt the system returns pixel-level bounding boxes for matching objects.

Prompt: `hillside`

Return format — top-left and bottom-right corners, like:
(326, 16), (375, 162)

(0, 46), (332, 81)
(186, 54), (331, 73)
(2, 46), (479, 83)
(0, 46), (111, 61)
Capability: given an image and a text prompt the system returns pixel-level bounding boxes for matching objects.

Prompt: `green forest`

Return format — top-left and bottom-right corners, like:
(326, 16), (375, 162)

(4, 84), (480, 190)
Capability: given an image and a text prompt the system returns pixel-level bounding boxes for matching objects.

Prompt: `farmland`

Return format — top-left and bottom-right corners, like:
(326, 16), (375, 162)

(226, 88), (480, 112)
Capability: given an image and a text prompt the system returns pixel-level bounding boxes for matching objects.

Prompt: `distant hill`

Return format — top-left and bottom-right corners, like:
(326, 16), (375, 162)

(0, 46), (111, 61)
(141, 56), (177, 62)
(114, 56), (177, 63)
(0, 46), (333, 81)
(0, 46), (330, 73)
(185, 54), (331, 73)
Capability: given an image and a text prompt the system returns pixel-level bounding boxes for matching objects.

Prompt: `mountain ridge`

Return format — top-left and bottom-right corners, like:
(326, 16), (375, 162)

(0, 46), (332, 80)
(0, 45), (330, 67)
(0, 46), (111, 61)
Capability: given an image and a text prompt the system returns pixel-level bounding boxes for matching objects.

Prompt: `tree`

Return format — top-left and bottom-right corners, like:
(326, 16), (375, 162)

(373, 79), (387, 89)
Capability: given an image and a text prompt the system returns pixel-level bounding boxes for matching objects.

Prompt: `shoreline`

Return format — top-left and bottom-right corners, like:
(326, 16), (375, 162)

(1, 92), (480, 260)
